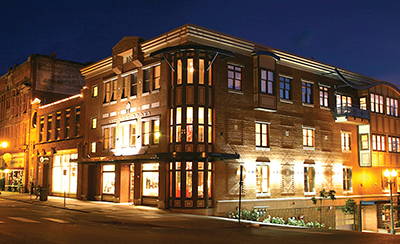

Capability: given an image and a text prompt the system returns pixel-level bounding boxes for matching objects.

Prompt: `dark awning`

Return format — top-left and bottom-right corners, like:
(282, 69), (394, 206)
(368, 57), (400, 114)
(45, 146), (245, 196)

(150, 44), (234, 57)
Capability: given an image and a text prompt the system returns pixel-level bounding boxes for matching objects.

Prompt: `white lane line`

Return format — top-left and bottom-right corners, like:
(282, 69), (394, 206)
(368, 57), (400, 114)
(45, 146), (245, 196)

(8, 217), (40, 223)
(42, 218), (69, 224)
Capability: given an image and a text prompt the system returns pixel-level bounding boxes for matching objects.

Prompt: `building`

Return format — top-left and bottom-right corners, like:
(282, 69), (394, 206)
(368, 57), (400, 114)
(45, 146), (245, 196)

(0, 54), (84, 192)
(77, 25), (400, 230)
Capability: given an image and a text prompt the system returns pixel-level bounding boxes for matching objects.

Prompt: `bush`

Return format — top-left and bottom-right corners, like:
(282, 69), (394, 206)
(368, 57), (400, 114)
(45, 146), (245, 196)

(227, 208), (267, 221)
(287, 217), (306, 227)
(305, 221), (325, 228)
(342, 199), (356, 215)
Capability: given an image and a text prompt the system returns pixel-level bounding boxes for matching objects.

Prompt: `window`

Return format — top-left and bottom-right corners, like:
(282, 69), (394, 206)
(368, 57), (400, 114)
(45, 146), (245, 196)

(47, 115), (53, 141)
(153, 65), (161, 90)
(177, 60), (182, 85)
(198, 107), (205, 143)
(102, 164), (115, 194)
(227, 64), (242, 91)
(370, 93), (384, 113)
(187, 58), (194, 84)
(39, 116), (45, 142)
(360, 134), (369, 150)
(92, 85), (98, 97)
(199, 59), (205, 85)
(153, 119), (160, 144)
(279, 76), (291, 100)
(52, 153), (78, 194)
(129, 122), (137, 147)
(91, 118), (97, 129)
(304, 165), (315, 193)
(103, 125), (116, 150)
(343, 167), (352, 191)
(65, 109), (71, 138)
(103, 79), (116, 103)
(359, 97), (367, 110)
(186, 107), (193, 142)
(142, 121), (151, 145)
(336, 94), (352, 113)
(111, 80), (117, 101)
(386, 97), (398, 116)
(388, 136), (400, 153)
(372, 134), (385, 151)
(91, 142), (96, 153)
(302, 81), (313, 104)
(142, 163), (159, 197)
(256, 164), (269, 195)
(130, 73), (138, 97)
(303, 127), (315, 147)
(121, 76), (129, 99)
(142, 118), (160, 145)
(208, 108), (213, 143)
(260, 69), (274, 95)
(143, 69), (151, 93)
(143, 65), (160, 93)
(75, 106), (80, 137)
(319, 86), (329, 108)
(55, 112), (61, 140)
(341, 131), (351, 152)
(255, 122), (269, 148)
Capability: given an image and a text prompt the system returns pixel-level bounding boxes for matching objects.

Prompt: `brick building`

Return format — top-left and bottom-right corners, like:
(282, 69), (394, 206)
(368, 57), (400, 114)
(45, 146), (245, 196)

(0, 54), (84, 192)
(77, 25), (400, 230)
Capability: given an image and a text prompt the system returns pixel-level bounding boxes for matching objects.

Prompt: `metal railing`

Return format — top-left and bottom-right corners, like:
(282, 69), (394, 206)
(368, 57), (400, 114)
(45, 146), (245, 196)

(334, 106), (370, 120)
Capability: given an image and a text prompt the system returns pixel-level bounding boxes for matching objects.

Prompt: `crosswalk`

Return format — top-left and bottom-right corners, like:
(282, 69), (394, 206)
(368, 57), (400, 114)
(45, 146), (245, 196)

(0, 216), (69, 224)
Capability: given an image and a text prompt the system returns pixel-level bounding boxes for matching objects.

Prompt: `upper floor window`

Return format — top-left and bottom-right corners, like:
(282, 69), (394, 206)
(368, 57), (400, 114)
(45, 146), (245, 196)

(91, 142), (96, 153)
(360, 134), (369, 150)
(370, 93), (384, 113)
(187, 58), (194, 84)
(336, 94), (352, 109)
(75, 106), (80, 137)
(103, 125), (116, 150)
(256, 164), (269, 195)
(65, 109), (71, 138)
(142, 118), (160, 146)
(304, 165), (315, 194)
(260, 69), (274, 95)
(177, 60), (182, 85)
(143, 64), (161, 93)
(91, 118), (97, 129)
(303, 127), (315, 148)
(319, 86), (329, 108)
(302, 81), (313, 104)
(341, 131), (351, 152)
(55, 112), (61, 140)
(255, 122), (269, 148)
(92, 85), (98, 98)
(103, 79), (117, 103)
(388, 136), (400, 153)
(130, 73), (138, 97)
(360, 97), (367, 110)
(121, 76), (129, 99)
(227, 64), (242, 91)
(386, 97), (398, 117)
(343, 167), (352, 191)
(199, 59), (205, 85)
(279, 76), (291, 100)
(372, 134), (385, 151)
(47, 115), (53, 141)
(39, 116), (45, 142)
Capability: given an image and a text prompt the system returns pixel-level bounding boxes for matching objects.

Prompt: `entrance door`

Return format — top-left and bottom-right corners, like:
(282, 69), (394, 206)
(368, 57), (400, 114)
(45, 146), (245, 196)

(362, 205), (378, 232)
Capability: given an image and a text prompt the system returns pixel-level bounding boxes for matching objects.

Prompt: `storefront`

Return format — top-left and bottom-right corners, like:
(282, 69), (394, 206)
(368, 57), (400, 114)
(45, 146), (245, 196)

(141, 162), (159, 205)
(51, 151), (78, 196)
(1, 152), (25, 192)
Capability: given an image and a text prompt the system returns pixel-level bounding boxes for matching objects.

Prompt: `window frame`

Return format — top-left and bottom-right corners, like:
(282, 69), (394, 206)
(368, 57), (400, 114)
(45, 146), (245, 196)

(260, 68), (274, 95)
(227, 64), (242, 91)
(302, 127), (315, 148)
(302, 81), (314, 104)
(256, 163), (270, 196)
(304, 164), (316, 195)
(279, 76), (292, 100)
(255, 122), (270, 148)
(319, 86), (329, 108)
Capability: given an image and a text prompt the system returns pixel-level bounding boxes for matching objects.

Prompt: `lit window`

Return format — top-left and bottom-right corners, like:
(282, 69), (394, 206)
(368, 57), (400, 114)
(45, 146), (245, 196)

(336, 94), (352, 114)
(343, 167), (352, 191)
(360, 134), (369, 150)
(121, 76), (129, 99)
(302, 81), (313, 104)
(256, 164), (269, 195)
(104, 81), (111, 103)
(153, 65), (160, 90)
(55, 112), (61, 140)
(360, 97), (367, 110)
(228, 64), (242, 91)
(39, 116), (45, 142)
(91, 118), (97, 129)
(130, 73), (138, 97)
(91, 142), (96, 153)
(372, 134), (385, 151)
(102, 164), (115, 194)
(186, 162), (193, 198)
(199, 59), (205, 85)
(304, 165), (315, 193)
(255, 122), (269, 148)
(186, 107), (193, 124)
(260, 69), (274, 95)
(103, 126), (116, 150)
(341, 131), (351, 152)
(177, 60), (182, 85)
(319, 86), (329, 108)
(186, 107), (193, 142)
(47, 115), (53, 141)
(187, 58), (194, 84)
(370, 93), (384, 113)
(279, 76), (291, 100)
(303, 128), (315, 147)
(153, 119), (160, 144)
(142, 121), (151, 145)
(142, 163), (159, 197)
(386, 97), (398, 116)
(92, 85), (98, 97)
(129, 122), (137, 147)
(198, 107), (205, 124)
(388, 136), (400, 153)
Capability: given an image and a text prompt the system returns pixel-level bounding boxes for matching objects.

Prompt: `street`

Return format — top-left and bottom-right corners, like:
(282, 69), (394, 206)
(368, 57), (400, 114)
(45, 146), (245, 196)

(0, 196), (399, 244)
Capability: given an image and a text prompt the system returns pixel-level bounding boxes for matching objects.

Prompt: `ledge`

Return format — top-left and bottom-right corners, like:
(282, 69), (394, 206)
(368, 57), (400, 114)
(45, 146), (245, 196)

(280, 99), (293, 104)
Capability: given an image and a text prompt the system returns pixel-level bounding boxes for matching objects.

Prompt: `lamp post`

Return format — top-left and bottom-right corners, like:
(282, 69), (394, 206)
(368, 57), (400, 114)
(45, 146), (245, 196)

(0, 141), (9, 150)
(384, 169), (398, 235)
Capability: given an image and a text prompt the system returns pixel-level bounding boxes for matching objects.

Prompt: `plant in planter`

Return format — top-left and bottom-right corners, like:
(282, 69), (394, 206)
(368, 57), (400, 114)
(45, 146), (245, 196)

(311, 189), (336, 224)
(342, 199), (356, 215)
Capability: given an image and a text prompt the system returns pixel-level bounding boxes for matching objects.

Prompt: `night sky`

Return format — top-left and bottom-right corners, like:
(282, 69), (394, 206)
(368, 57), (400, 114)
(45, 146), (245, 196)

(1, 1), (399, 85)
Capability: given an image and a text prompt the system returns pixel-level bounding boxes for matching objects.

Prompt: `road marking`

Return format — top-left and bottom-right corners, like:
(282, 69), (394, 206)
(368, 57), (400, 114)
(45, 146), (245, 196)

(8, 217), (40, 223)
(42, 218), (69, 224)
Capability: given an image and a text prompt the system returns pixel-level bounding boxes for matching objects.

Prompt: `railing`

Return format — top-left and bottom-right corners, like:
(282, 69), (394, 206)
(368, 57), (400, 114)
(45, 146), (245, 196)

(334, 106), (370, 120)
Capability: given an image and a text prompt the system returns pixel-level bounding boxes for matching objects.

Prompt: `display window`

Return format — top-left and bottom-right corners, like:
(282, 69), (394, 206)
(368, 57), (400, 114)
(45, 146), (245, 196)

(102, 164), (115, 194)
(52, 153), (78, 194)
(142, 163), (159, 197)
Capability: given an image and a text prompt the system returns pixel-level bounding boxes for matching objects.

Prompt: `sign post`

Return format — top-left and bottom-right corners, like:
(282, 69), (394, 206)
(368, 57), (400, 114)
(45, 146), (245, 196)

(238, 165), (244, 224)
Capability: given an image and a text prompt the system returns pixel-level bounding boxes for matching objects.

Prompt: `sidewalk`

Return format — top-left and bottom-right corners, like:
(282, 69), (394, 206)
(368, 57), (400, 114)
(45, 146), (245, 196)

(0, 191), (164, 215)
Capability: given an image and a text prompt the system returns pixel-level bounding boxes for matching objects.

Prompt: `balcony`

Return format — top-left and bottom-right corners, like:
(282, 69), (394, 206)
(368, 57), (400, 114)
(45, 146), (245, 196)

(334, 106), (370, 124)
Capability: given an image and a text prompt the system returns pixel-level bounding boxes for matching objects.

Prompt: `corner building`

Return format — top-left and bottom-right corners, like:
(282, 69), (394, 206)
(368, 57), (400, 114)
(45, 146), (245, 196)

(79, 25), (400, 230)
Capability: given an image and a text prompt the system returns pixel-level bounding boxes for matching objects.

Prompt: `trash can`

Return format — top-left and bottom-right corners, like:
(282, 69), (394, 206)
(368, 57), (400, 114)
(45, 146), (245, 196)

(39, 187), (48, 201)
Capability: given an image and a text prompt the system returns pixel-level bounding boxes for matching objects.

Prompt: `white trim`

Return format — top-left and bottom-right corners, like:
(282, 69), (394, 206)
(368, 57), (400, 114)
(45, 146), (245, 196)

(301, 79), (314, 84)
(302, 103), (314, 108)
(254, 108), (277, 113)
(121, 69), (138, 77)
(227, 62), (244, 68)
(142, 62), (161, 70)
(303, 147), (315, 151)
(318, 83), (331, 88)
(228, 90), (244, 95)
(103, 76), (117, 83)
(255, 121), (271, 125)
(256, 147), (271, 152)
(280, 99), (293, 104)
(39, 94), (82, 109)
(279, 74), (293, 79)
(302, 125), (315, 130)
(304, 192), (316, 196)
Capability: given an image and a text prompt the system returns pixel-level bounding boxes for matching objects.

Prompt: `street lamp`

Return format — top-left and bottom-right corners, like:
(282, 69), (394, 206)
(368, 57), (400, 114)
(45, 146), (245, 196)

(0, 141), (9, 149)
(384, 169), (398, 235)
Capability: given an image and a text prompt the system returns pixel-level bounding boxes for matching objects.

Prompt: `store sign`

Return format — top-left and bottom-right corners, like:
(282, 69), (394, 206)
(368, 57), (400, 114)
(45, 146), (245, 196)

(39, 156), (50, 163)
(108, 111), (151, 124)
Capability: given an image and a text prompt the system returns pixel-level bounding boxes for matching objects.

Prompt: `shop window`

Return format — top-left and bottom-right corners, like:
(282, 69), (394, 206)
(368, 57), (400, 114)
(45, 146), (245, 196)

(302, 81), (313, 104)
(319, 86), (329, 108)
(227, 64), (242, 91)
(92, 85), (98, 98)
(255, 122), (269, 148)
(370, 93), (384, 113)
(142, 163), (159, 197)
(372, 134), (385, 151)
(198, 162), (204, 198)
(186, 162), (193, 198)
(187, 58), (194, 84)
(52, 153), (78, 194)
(304, 165), (315, 194)
(343, 167), (352, 191)
(303, 127), (315, 148)
(256, 164), (269, 195)
(386, 97), (398, 117)
(130, 73), (138, 97)
(102, 164), (115, 194)
(175, 162), (181, 198)
(279, 76), (291, 100)
(341, 131), (351, 152)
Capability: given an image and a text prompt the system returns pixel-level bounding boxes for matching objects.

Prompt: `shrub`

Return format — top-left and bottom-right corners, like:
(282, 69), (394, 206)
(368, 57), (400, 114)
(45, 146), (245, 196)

(342, 199), (356, 215)
(227, 208), (267, 221)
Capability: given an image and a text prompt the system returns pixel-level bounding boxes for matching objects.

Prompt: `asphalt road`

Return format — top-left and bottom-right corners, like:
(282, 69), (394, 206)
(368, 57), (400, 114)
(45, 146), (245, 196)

(0, 198), (399, 244)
